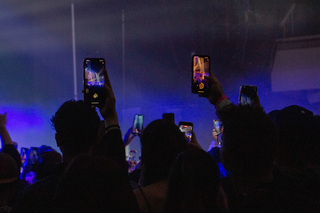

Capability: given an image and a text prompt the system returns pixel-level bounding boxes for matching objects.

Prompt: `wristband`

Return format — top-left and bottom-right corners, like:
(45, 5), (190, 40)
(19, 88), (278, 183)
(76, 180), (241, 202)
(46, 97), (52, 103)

(215, 95), (229, 107)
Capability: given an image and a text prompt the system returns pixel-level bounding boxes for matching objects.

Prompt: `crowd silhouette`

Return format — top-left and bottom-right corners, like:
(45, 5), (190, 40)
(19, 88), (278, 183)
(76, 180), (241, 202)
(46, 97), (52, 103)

(0, 67), (319, 213)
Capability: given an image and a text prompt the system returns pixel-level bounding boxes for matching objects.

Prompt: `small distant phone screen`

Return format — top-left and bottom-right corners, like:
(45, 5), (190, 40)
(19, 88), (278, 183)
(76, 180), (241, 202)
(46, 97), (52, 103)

(27, 147), (39, 164)
(192, 55), (210, 94)
(84, 58), (105, 105)
(179, 122), (193, 140)
(239, 85), (258, 106)
(213, 119), (221, 135)
(20, 147), (29, 165)
(132, 114), (144, 135)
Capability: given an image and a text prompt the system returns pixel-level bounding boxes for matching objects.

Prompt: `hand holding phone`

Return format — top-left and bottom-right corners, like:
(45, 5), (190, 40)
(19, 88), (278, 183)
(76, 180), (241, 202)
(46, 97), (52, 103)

(213, 119), (223, 145)
(178, 121), (193, 141)
(132, 114), (144, 135)
(213, 119), (221, 135)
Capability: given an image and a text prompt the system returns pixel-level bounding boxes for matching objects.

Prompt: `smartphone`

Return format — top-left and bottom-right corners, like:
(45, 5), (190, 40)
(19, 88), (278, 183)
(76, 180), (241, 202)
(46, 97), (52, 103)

(192, 55), (210, 94)
(128, 150), (137, 162)
(162, 113), (175, 124)
(213, 119), (221, 135)
(20, 147), (29, 165)
(132, 114), (144, 135)
(178, 121), (193, 140)
(239, 85), (258, 106)
(83, 58), (106, 105)
(27, 147), (39, 164)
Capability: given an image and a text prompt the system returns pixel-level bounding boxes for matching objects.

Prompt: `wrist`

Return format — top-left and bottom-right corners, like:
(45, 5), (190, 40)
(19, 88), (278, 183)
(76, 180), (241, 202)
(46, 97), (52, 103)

(214, 94), (228, 106)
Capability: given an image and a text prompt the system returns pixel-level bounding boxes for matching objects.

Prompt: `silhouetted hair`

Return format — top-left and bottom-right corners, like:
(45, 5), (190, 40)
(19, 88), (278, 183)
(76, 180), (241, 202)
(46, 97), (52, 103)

(140, 119), (187, 186)
(221, 105), (278, 176)
(35, 146), (62, 180)
(51, 100), (100, 156)
(271, 105), (319, 168)
(165, 149), (227, 213)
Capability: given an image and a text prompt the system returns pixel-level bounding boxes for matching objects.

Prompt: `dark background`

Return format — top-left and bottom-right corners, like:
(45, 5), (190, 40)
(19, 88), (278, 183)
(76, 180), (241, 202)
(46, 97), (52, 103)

(1, 0), (320, 156)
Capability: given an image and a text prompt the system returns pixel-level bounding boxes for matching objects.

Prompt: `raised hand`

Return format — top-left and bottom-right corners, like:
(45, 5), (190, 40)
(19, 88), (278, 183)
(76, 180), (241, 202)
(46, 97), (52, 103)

(0, 112), (7, 129)
(200, 74), (226, 106)
(98, 68), (119, 127)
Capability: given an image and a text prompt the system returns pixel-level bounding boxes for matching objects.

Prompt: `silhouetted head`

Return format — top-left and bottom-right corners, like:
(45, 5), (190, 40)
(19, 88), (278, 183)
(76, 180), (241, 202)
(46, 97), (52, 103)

(221, 105), (278, 177)
(140, 119), (187, 186)
(270, 105), (319, 169)
(0, 153), (20, 205)
(0, 153), (19, 184)
(51, 100), (100, 162)
(166, 149), (226, 213)
(53, 154), (138, 213)
(35, 145), (62, 180)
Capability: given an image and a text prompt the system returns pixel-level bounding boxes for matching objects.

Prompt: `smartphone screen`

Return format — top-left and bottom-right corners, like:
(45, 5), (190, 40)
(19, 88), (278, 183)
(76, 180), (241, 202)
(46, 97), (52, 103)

(132, 114), (144, 135)
(27, 147), (39, 164)
(213, 119), (221, 135)
(83, 58), (106, 105)
(20, 147), (29, 165)
(178, 121), (193, 140)
(192, 55), (210, 94)
(239, 85), (258, 106)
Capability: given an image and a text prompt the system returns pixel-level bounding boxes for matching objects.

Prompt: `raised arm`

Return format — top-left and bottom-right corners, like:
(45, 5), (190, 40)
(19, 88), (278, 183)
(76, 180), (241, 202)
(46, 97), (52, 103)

(0, 113), (22, 168)
(96, 68), (127, 170)
(200, 74), (226, 106)
(0, 113), (14, 146)
(99, 68), (119, 128)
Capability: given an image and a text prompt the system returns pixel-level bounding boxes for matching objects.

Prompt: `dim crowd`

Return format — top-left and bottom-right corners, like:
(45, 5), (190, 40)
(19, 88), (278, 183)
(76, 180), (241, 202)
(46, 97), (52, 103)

(0, 69), (319, 213)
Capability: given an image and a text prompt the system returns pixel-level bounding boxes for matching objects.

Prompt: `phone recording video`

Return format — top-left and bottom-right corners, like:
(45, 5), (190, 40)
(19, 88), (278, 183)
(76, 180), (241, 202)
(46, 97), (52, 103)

(213, 119), (223, 145)
(83, 58), (106, 105)
(239, 85), (258, 106)
(178, 121), (193, 141)
(213, 119), (221, 135)
(20, 147), (29, 165)
(132, 114), (144, 135)
(27, 147), (39, 164)
(192, 55), (210, 94)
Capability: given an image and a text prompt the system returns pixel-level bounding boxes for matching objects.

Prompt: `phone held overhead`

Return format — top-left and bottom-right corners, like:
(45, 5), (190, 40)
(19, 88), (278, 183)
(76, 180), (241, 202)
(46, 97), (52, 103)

(192, 55), (210, 94)
(83, 58), (106, 105)
(239, 85), (258, 106)
(132, 114), (144, 135)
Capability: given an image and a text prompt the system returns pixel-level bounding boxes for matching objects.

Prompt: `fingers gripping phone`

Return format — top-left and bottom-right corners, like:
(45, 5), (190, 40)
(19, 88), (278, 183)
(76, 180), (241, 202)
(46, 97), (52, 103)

(239, 85), (258, 106)
(178, 121), (193, 140)
(83, 58), (106, 105)
(192, 55), (210, 94)
(132, 114), (144, 135)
